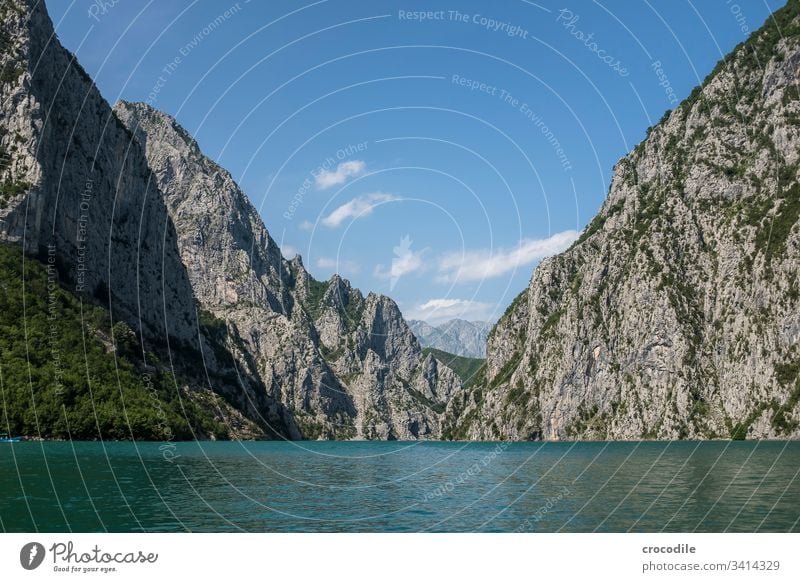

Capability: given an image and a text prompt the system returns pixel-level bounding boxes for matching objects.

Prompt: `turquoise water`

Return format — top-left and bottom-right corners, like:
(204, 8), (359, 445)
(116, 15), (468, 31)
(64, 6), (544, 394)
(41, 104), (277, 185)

(1, 441), (798, 532)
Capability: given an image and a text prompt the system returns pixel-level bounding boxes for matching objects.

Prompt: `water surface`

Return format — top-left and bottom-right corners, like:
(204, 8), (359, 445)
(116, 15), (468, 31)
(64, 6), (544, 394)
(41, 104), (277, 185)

(1, 441), (798, 532)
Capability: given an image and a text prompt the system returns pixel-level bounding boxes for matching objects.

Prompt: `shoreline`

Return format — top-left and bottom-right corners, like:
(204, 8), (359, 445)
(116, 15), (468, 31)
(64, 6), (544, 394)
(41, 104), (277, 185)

(4, 437), (799, 444)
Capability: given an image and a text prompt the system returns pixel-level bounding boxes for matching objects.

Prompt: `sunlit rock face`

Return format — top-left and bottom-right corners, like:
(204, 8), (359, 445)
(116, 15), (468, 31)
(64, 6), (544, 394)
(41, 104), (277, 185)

(448, 5), (800, 441)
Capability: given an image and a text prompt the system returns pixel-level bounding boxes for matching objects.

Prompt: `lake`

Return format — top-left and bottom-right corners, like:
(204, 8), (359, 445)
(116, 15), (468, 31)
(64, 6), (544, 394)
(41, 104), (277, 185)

(1, 441), (798, 532)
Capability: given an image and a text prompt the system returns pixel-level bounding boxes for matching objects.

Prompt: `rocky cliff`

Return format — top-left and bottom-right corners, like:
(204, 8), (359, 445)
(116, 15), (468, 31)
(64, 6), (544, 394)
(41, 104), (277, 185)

(0, 0), (299, 439)
(113, 101), (463, 440)
(0, 0), (196, 342)
(447, 2), (800, 441)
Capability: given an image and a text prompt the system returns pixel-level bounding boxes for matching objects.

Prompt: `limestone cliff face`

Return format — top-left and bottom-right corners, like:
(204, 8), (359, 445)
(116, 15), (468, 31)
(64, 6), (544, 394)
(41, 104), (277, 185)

(0, 0), (299, 439)
(0, 0), (196, 343)
(448, 3), (800, 441)
(114, 101), (462, 440)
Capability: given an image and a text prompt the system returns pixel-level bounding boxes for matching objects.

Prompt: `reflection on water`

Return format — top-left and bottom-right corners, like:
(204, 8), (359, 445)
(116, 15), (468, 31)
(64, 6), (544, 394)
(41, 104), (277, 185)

(1, 440), (798, 532)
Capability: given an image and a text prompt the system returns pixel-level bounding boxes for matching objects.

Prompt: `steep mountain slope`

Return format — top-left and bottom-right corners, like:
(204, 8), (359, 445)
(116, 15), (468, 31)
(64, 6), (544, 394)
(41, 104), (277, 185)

(114, 101), (463, 440)
(0, 0), (195, 342)
(448, 3), (800, 441)
(0, 243), (254, 440)
(422, 348), (484, 387)
(409, 319), (492, 358)
(0, 0), (298, 439)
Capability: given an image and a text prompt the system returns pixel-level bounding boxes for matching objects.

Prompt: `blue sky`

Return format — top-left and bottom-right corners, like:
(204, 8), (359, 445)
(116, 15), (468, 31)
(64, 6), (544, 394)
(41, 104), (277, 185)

(50, 0), (784, 324)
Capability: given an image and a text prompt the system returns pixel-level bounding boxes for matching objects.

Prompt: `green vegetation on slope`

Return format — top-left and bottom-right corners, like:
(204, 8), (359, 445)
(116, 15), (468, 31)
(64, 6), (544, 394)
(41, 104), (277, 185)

(422, 348), (484, 387)
(303, 278), (329, 319)
(0, 243), (227, 440)
(678, 0), (800, 116)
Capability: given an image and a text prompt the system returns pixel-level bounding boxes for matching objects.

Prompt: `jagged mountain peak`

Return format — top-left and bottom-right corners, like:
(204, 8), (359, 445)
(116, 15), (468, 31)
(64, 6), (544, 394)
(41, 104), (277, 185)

(326, 272), (352, 291)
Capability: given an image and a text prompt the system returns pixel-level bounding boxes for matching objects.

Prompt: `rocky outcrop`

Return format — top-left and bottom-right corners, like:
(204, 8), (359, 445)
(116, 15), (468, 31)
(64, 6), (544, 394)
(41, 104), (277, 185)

(448, 3), (800, 441)
(114, 101), (463, 440)
(409, 319), (492, 358)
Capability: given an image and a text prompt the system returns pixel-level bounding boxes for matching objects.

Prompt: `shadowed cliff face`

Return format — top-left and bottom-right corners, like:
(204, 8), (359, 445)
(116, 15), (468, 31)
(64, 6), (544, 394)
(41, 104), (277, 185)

(114, 101), (464, 440)
(0, 0), (196, 343)
(447, 3), (800, 441)
(0, 0), (296, 439)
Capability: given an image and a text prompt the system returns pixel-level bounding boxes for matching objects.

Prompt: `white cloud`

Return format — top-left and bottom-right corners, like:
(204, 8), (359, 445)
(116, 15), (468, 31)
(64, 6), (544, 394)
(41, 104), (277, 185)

(281, 244), (298, 259)
(314, 160), (366, 190)
(405, 298), (494, 324)
(317, 256), (361, 275)
(321, 192), (397, 228)
(436, 230), (579, 283)
(299, 220), (314, 231)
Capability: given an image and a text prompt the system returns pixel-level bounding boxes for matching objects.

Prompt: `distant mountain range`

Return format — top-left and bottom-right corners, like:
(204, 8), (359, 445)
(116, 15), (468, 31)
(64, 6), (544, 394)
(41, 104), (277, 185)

(408, 319), (492, 358)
